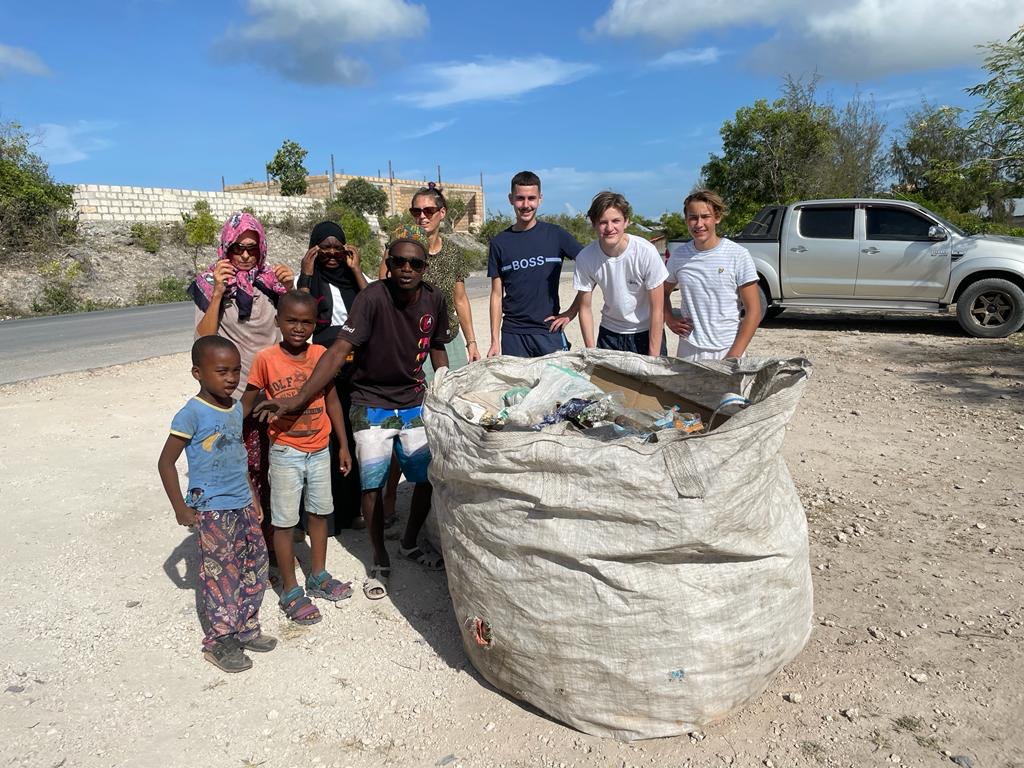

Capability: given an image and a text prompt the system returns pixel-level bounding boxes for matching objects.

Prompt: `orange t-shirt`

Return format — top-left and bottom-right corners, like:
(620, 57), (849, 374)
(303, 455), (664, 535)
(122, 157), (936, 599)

(248, 344), (332, 452)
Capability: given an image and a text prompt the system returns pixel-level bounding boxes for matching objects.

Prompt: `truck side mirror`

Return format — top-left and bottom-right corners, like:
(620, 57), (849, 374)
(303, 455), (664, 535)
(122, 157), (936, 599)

(928, 225), (948, 241)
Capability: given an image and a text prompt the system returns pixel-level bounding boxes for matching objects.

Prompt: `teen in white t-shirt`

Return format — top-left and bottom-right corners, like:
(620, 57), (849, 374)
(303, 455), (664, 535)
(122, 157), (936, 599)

(664, 190), (761, 361)
(550, 191), (668, 356)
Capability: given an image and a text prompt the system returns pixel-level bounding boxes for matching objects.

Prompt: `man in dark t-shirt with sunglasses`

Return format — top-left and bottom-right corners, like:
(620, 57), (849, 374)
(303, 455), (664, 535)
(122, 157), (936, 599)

(255, 224), (449, 601)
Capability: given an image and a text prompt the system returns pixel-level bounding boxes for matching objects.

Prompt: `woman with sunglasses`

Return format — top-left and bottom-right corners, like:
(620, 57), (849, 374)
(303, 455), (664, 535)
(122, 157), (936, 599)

(378, 183), (479, 371)
(297, 220), (369, 530)
(189, 211), (293, 553)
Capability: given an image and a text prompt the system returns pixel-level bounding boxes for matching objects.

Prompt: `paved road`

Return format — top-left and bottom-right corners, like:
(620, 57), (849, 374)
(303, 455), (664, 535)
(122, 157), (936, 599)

(0, 274), (497, 385)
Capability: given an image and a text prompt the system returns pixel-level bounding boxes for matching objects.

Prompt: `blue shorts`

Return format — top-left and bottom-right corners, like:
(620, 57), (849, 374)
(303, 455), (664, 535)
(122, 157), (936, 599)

(502, 330), (570, 358)
(597, 326), (667, 356)
(268, 444), (332, 528)
(349, 405), (432, 491)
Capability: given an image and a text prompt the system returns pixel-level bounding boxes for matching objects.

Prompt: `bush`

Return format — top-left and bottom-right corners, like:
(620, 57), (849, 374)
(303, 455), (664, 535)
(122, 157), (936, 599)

(476, 212), (513, 244)
(181, 200), (219, 274)
(1, 121), (77, 249)
(32, 260), (83, 314)
(135, 275), (189, 305)
(337, 178), (387, 218)
(129, 222), (162, 253)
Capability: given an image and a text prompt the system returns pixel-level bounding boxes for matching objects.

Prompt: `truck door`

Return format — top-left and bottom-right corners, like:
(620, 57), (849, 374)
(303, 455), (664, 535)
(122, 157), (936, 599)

(856, 205), (952, 299)
(782, 204), (859, 296)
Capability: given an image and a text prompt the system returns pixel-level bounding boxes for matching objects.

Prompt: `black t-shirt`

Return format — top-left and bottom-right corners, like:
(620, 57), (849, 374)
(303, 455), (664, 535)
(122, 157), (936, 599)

(336, 280), (449, 408)
(487, 221), (582, 333)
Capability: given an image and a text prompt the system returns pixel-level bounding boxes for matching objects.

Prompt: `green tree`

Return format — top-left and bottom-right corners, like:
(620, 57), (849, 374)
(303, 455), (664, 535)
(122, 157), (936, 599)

(701, 77), (836, 230)
(820, 92), (887, 198)
(443, 196), (468, 232)
(266, 139), (309, 196)
(540, 212), (592, 245)
(964, 24), (1024, 219)
(0, 120), (76, 248)
(337, 177), (387, 217)
(658, 212), (689, 240)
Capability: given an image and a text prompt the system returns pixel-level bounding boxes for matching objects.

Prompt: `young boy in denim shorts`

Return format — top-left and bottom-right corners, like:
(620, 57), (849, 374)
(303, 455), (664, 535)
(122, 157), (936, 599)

(243, 291), (353, 624)
(255, 225), (449, 600)
(157, 335), (275, 672)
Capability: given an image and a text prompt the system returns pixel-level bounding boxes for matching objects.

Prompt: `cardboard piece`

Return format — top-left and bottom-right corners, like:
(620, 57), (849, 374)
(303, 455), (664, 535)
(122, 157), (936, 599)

(588, 365), (714, 423)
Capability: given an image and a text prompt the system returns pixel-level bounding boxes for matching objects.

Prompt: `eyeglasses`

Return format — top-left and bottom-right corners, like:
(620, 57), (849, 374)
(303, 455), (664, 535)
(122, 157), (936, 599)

(318, 246), (347, 255)
(409, 206), (440, 218)
(229, 242), (260, 256)
(388, 255), (427, 271)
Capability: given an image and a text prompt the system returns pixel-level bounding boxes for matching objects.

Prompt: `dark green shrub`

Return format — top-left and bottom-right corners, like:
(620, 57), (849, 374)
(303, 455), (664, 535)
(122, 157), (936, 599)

(129, 222), (162, 253)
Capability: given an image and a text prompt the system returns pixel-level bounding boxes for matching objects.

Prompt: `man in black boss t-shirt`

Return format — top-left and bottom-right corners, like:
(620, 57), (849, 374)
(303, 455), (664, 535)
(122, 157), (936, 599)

(487, 171), (582, 358)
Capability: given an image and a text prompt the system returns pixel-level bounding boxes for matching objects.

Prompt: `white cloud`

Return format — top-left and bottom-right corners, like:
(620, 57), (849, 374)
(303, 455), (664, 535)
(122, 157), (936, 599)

(0, 43), (51, 77)
(595, 0), (1024, 79)
(400, 119), (456, 140)
(36, 121), (115, 165)
(400, 56), (596, 109)
(232, 0), (427, 85)
(649, 47), (721, 69)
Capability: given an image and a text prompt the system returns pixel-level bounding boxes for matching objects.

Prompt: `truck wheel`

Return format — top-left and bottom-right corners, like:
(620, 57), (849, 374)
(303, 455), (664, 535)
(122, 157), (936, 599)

(955, 278), (1024, 338)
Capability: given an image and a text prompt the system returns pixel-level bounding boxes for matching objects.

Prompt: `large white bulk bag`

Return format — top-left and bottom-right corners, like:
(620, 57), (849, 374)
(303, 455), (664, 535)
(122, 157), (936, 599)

(422, 350), (813, 741)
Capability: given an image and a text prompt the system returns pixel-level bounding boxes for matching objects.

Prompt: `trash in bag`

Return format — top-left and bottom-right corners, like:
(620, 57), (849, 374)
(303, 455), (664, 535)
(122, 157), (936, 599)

(422, 349), (814, 741)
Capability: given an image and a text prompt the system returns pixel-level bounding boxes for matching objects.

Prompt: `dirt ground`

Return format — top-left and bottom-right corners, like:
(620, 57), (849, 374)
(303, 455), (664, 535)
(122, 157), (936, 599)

(1, 287), (1022, 768)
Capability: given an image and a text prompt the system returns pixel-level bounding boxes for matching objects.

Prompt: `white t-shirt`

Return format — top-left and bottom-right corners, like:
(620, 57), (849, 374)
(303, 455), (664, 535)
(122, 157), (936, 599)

(665, 237), (757, 350)
(573, 235), (669, 334)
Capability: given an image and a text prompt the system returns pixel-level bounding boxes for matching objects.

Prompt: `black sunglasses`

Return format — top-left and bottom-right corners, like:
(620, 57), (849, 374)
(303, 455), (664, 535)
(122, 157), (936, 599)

(409, 206), (441, 218)
(229, 242), (259, 256)
(388, 255), (427, 271)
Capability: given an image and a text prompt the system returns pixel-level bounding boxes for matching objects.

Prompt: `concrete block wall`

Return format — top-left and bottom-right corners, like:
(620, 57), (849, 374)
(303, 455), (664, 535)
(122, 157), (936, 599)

(225, 173), (485, 233)
(72, 185), (321, 224)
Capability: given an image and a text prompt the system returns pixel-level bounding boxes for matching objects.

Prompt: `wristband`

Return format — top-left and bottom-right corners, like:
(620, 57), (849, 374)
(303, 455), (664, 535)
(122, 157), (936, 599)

(466, 339), (477, 347)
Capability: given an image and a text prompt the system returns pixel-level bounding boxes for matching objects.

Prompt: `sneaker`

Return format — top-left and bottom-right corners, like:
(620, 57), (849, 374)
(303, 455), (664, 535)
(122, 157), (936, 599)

(203, 638), (253, 673)
(239, 633), (278, 653)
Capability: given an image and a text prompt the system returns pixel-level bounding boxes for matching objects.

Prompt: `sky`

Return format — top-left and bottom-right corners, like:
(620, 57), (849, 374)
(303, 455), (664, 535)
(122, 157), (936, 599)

(2, 0), (1022, 219)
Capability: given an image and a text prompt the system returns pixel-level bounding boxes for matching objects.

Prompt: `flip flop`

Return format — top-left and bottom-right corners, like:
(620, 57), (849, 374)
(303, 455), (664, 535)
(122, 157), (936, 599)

(399, 542), (444, 571)
(363, 565), (390, 600)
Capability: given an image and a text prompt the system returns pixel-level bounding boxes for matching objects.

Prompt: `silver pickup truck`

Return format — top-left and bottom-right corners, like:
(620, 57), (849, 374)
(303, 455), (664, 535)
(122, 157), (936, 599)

(709, 199), (1024, 338)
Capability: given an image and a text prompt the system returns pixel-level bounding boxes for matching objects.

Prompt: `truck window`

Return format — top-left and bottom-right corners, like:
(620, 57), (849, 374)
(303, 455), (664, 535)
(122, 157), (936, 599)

(798, 207), (855, 239)
(866, 208), (933, 241)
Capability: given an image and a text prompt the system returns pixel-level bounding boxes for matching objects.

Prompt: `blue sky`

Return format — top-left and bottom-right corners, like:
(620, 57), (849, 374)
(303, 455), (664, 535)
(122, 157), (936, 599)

(2, 0), (1022, 219)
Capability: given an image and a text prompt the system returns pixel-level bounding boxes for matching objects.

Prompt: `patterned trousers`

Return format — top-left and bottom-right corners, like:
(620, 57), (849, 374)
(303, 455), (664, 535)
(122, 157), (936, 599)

(196, 505), (269, 649)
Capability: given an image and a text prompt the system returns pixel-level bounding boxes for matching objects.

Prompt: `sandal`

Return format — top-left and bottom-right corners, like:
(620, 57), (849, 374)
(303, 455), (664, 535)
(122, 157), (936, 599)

(363, 565), (390, 600)
(399, 542), (445, 571)
(203, 638), (252, 673)
(278, 586), (322, 625)
(306, 570), (353, 602)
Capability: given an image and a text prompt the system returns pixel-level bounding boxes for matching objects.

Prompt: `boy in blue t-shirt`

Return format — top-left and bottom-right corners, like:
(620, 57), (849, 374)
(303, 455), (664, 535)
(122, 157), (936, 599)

(157, 336), (275, 673)
(487, 170), (582, 358)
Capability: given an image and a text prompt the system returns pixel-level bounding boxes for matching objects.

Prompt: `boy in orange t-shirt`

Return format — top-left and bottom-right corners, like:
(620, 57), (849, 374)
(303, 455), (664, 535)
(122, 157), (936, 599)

(242, 291), (352, 625)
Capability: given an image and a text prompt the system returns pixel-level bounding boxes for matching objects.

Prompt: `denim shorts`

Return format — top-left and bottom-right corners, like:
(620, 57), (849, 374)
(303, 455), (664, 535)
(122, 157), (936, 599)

(268, 444), (332, 528)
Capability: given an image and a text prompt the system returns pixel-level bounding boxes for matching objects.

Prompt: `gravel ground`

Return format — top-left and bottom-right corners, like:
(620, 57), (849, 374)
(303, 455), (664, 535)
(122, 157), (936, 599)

(0, 287), (1022, 768)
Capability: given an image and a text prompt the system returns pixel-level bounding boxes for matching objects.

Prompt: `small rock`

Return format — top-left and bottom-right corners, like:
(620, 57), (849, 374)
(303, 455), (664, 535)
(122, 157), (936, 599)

(840, 707), (859, 721)
(836, 532), (849, 543)
(143, 691), (153, 699)
(950, 756), (974, 768)
(125, 600), (141, 608)
(5, 685), (25, 694)
(889, 755), (902, 764)
(868, 626), (886, 641)
(975, 523), (986, 530)
(896, 630), (908, 638)
(783, 692), (803, 704)
(764, 760), (775, 768)
(910, 672), (929, 683)
(267, 709), (279, 721)
(436, 755), (457, 767)
(484, 722), (495, 732)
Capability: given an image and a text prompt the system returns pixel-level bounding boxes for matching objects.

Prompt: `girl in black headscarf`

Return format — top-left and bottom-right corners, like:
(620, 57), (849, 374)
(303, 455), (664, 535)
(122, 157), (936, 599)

(297, 220), (370, 529)
(297, 221), (369, 345)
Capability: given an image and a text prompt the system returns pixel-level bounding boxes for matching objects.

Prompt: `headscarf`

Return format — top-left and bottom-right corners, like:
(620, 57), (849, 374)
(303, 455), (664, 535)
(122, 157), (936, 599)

(303, 221), (363, 344)
(188, 212), (288, 320)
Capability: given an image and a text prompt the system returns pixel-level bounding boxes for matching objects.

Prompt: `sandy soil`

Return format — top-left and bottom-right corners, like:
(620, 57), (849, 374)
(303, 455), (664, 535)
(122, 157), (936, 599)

(1, 287), (1022, 768)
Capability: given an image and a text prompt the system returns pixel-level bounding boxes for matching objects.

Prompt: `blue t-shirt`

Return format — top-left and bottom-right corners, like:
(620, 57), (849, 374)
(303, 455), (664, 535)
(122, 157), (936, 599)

(487, 221), (582, 333)
(169, 397), (252, 511)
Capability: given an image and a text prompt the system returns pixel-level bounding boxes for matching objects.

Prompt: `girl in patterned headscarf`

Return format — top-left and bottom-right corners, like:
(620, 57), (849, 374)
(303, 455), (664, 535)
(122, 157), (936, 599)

(189, 211), (294, 560)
